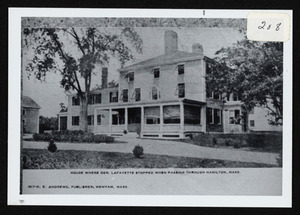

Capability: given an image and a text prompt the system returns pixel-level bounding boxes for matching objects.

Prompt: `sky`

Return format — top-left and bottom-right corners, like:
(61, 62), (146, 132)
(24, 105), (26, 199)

(22, 27), (244, 117)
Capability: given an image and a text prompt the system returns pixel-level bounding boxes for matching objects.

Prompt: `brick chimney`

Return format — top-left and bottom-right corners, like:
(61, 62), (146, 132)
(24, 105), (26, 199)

(164, 30), (178, 55)
(192, 43), (203, 55)
(101, 67), (108, 89)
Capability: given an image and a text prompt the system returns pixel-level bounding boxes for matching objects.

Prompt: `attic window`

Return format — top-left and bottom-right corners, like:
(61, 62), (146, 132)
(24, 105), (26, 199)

(153, 68), (160, 78)
(128, 72), (134, 82)
(178, 64), (184, 75)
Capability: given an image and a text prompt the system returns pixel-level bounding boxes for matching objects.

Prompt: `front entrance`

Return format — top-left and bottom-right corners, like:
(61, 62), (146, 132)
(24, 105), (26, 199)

(60, 116), (67, 131)
(127, 107), (141, 132)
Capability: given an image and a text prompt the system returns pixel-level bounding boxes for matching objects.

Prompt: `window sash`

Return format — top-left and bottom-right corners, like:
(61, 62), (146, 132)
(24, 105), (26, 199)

(178, 64), (184, 75)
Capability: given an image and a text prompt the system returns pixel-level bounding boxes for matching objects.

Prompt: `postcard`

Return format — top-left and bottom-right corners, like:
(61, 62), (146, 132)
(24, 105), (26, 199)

(8, 8), (292, 207)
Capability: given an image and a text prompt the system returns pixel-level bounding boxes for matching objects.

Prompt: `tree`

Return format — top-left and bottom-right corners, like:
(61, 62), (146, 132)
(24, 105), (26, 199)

(39, 116), (58, 133)
(206, 39), (283, 127)
(23, 27), (143, 131)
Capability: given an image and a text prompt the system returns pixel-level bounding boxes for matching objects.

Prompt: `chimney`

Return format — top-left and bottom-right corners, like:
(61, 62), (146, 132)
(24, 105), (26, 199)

(101, 67), (108, 89)
(164, 30), (178, 55)
(192, 43), (203, 55)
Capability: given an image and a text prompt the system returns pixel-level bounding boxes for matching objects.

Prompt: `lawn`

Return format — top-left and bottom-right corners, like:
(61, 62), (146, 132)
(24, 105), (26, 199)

(22, 148), (277, 169)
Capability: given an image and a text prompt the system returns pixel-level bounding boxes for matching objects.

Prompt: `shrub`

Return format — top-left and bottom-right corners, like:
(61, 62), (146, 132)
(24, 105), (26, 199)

(47, 139), (57, 153)
(276, 151), (282, 167)
(123, 130), (128, 134)
(212, 136), (218, 146)
(192, 134), (213, 147)
(94, 135), (114, 143)
(233, 140), (242, 149)
(133, 145), (144, 158)
(32, 130), (115, 144)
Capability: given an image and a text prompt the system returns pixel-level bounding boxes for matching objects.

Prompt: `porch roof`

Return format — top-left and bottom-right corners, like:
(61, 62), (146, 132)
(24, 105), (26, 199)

(93, 98), (206, 109)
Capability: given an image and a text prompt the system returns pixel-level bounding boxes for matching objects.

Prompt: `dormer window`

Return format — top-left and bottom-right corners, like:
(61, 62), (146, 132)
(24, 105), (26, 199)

(128, 72), (134, 82)
(153, 68), (160, 78)
(178, 64), (184, 75)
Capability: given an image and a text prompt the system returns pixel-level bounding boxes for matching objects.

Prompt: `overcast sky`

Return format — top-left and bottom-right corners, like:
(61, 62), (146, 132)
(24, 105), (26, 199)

(22, 27), (244, 117)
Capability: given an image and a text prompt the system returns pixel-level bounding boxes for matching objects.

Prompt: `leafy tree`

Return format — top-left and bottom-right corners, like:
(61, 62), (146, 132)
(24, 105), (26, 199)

(39, 116), (58, 133)
(206, 39), (283, 127)
(23, 27), (143, 131)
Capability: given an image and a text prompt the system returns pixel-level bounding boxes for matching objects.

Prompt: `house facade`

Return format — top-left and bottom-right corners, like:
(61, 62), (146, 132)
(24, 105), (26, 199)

(58, 30), (282, 138)
(22, 96), (40, 134)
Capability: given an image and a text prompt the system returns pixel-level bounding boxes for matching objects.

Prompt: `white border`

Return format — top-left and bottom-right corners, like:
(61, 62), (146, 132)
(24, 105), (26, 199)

(8, 8), (292, 207)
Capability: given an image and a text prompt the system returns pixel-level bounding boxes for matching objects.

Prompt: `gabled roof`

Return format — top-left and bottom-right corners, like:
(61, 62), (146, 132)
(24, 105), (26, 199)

(22, 96), (40, 109)
(118, 51), (204, 72)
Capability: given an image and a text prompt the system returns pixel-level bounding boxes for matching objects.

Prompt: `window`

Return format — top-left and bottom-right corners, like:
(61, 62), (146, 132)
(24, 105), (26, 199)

(135, 88), (141, 101)
(184, 105), (201, 124)
(207, 108), (221, 124)
(88, 95), (94, 105)
(122, 89), (128, 102)
(250, 120), (255, 127)
(232, 92), (242, 101)
(128, 72), (134, 82)
(112, 109), (125, 125)
(163, 105), (180, 124)
(72, 97), (80, 106)
(229, 109), (241, 124)
(22, 109), (26, 115)
(72, 116), (79, 126)
(206, 91), (213, 98)
(152, 86), (159, 100)
(110, 91), (118, 103)
(207, 108), (213, 124)
(214, 109), (221, 124)
(178, 64), (184, 75)
(153, 68), (160, 78)
(213, 92), (220, 100)
(145, 106), (160, 124)
(87, 115), (94, 125)
(94, 94), (101, 104)
(97, 114), (101, 125)
(178, 83), (185, 98)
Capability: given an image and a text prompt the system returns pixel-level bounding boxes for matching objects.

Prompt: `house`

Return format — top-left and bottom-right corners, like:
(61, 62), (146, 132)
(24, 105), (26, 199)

(22, 96), (40, 134)
(58, 30), (282, 138)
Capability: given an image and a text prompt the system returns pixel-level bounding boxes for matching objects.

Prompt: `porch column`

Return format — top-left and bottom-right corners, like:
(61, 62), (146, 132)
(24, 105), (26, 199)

(109, 109), (112, 132)
(180, 103), (184, 133)
(202, 106), (206, 133)
(125, 107), (128, 131)
(93, 108), (97, 133)
(141, 106), (144, 133)
(58, 115), (60, 131)
(159, 105), (163, 133)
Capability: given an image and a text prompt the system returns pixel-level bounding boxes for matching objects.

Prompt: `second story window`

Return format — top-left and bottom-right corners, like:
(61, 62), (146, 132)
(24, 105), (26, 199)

(88, 95), (94, 105)
(94, 94), (101, 104)
(152, 86), (159, 100)
(178, 64), (184, 75)
(153, 68), (160, 78)
(178, 83), (185, 98)
(87, 115), (94, 125)
(135, 88), (141, 101)
(122, 89), (128, 102)
(110, 91), (118, 103)
(72, 96), (80, 106)
(128, 72), (134, 82)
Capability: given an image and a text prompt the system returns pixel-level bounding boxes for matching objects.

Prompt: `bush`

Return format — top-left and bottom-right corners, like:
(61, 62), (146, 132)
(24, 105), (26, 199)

(191, 133), (214, 147)
(94, 135), (114, 143)
(133, 145), (144, 158)
(48, 139), (57, 153)
(212, 136), (218, 146)
(32, 130), (115, 144)
(123, 130), (128, 134)
(233, 139), (242, 148)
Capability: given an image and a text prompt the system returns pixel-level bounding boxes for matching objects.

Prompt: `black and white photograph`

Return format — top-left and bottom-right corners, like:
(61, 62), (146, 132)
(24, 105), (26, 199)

(8, 8), (292, 206)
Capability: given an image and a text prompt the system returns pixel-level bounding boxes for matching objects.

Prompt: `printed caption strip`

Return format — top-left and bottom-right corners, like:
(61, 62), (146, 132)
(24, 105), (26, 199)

(247, 12), (290, 42)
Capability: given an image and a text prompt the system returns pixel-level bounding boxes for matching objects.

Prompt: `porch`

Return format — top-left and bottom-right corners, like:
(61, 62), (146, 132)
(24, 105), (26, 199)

(93, 99), (206, 139)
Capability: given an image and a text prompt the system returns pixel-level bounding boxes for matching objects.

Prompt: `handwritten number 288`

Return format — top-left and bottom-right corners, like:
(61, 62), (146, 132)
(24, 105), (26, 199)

(258, 21), (281, 31)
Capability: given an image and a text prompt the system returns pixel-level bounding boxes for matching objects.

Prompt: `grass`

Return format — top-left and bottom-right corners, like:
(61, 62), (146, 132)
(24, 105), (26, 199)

(22, 148), (277, 169)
